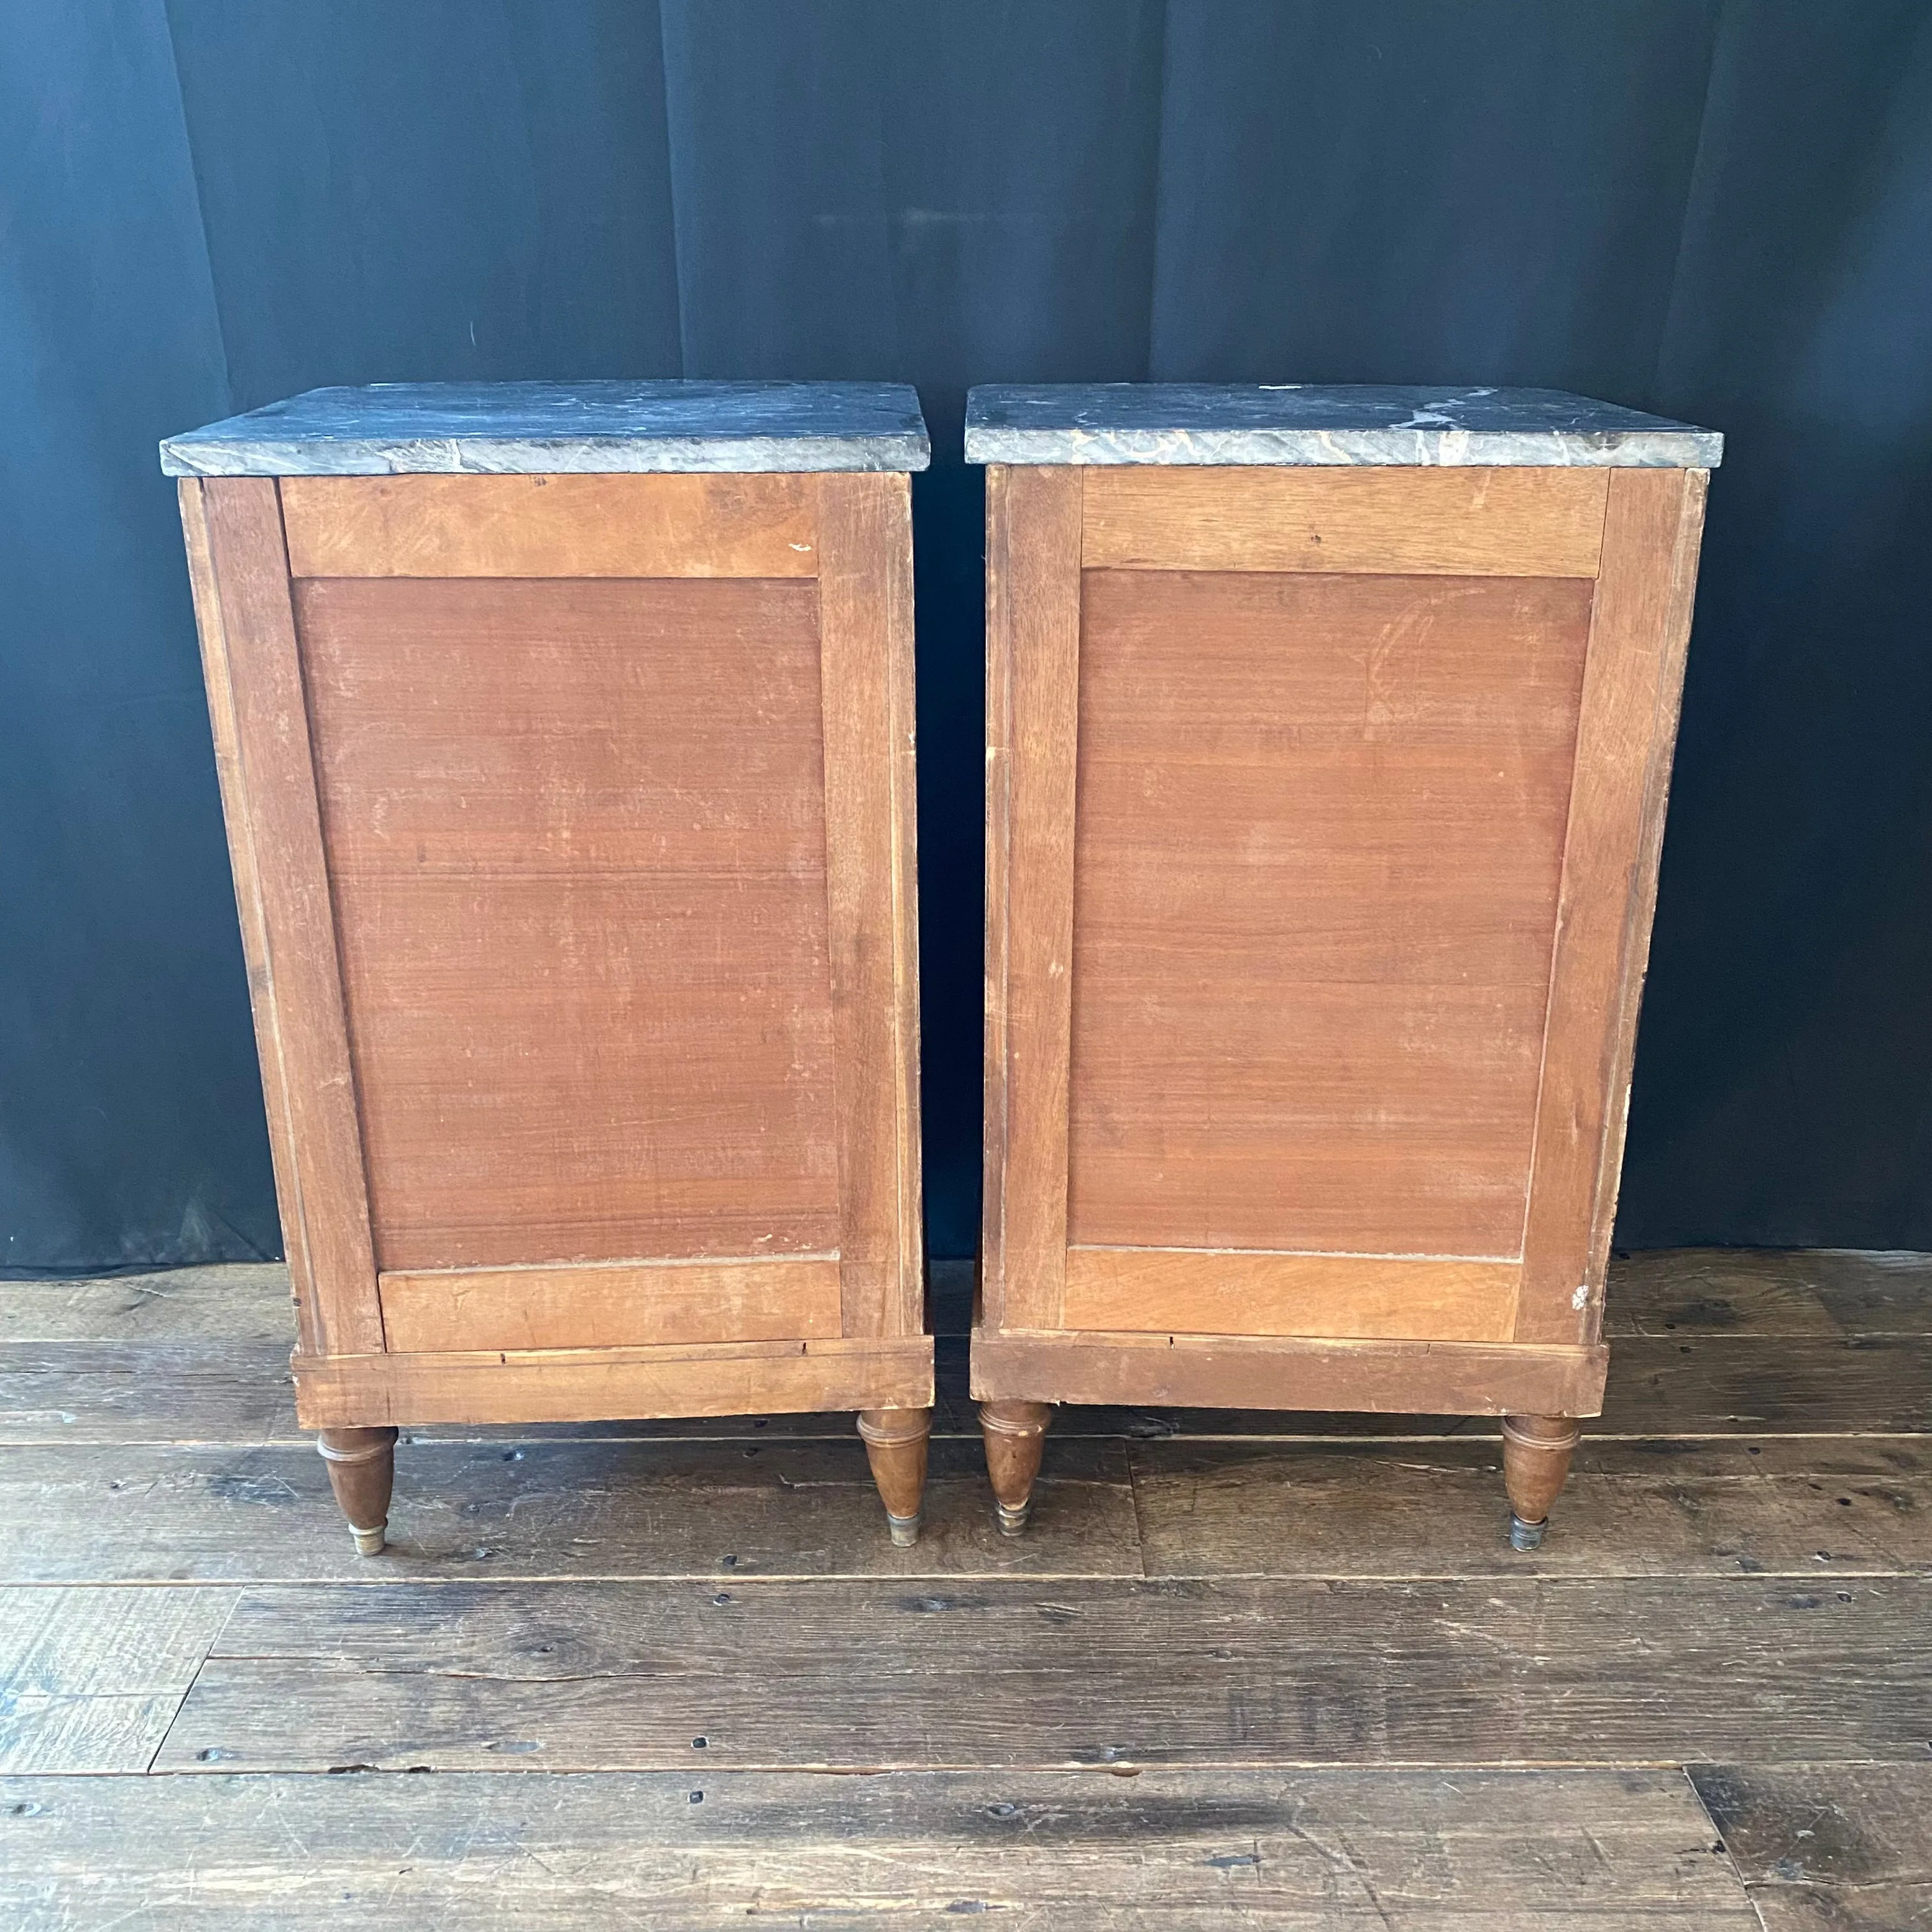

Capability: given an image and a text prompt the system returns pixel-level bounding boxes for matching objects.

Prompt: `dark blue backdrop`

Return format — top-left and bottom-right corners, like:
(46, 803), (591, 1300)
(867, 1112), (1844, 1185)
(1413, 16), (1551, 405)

(5, 1), (1931, 1271)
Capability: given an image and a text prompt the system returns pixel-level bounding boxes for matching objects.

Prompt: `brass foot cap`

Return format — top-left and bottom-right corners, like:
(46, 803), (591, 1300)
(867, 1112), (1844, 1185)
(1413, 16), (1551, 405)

(995, 1498), (1032, 1537)
(1508, 1513), (1547, 1552)
(350, 1523), (388, 1558)
(887, 1512), (922, 1549)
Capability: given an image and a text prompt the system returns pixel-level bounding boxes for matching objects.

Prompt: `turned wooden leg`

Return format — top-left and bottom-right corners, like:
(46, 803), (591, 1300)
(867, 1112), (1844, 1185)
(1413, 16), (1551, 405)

(979, 1400), (1053, 1536)
(1502, 1413), (1581, 1550)
(316, 1426), (398, 1556)
(857, 1408), (931, 1547)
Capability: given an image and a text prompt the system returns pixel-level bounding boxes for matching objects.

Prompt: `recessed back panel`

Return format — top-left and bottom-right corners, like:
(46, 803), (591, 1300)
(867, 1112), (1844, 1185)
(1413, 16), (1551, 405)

(1066, 568), (1593, 1259)
(296, 574), (839, 1273)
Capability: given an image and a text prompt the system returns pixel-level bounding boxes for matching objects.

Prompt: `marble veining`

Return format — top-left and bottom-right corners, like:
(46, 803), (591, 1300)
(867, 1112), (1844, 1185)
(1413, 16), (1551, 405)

(162, 381), (931, 476)
(964, 384), (1721, 468)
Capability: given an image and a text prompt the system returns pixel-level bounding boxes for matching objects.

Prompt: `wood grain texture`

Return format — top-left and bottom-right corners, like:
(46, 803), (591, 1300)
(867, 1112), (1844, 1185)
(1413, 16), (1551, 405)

(0, 1586), (235, 1773)
(378, 1258), (843, 1353)
(296, 573), (839, 1273)
(0, 1330), (1422, 1446)
(117, 1330), (1932, 1443)
(1132, 1434), (1932, 1580)
(1081, 466), (1609, 576)
(155, 1574), (1932, 1770)
(972, 1329), (1606, 1418)
(1071, 983), (1552, 1260)
(983, 466), (1084, 1329)
(2, 1246), (1926, 1930)
(291, 1335), (933, 1428)
(1604, 1248), (1932, 1338)
(1692, 1762), (1932, 1932)
(981, 468), (1012, 1337)
(1593, 1335), (1932, 1435)
(0, 1332), (959, 1448)
(0, 1438), (1139, 1586)
(19, 1432), (1932, 1589)
(0, 1767), (1754, 1929)
(815, 473), (923, 1337)
(1517, 471), (1708, 1342)
(0, 1261), (296, 1346)
(26, 1246), (1921, 1353)
(1045, 1334), (1932, 1440)
(0, 1342), (301, 1446)
(14, 1307), (1932, 1447)
(1062, 1249), (1521, 1342)
(1572, 475), (1712, 1333)
(199, 480), (381, 1354)
(177, 486), (318, 1352)
(280, 473), (818, 578)
(1067, 569), (1591, 1257)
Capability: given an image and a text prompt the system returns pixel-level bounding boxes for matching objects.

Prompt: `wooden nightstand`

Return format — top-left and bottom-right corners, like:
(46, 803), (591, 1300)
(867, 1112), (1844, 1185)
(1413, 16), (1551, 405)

(164, 381), (933, 1550)
(967, 383), (1719, 1546)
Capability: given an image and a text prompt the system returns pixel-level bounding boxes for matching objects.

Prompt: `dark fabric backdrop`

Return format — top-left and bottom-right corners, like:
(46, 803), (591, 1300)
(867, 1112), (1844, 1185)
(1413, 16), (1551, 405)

(4, 1), (1930, 1271)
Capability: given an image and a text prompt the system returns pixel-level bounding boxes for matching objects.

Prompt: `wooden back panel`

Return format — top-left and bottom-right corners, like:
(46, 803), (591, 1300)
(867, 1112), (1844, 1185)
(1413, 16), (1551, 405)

(983, 464), (1707, 1363)
(1070, 567), (1593, 1262)
(183, 472), (922, 1368)
(298, 572), (839, 1274)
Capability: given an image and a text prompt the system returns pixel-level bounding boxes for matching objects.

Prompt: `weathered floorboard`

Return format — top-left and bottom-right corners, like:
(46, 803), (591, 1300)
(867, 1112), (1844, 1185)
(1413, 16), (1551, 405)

(10, 1331), (1932, 1446)
(7, 1254), (1929, 1448)
(1605, 1249), (1932, 1337)
(156, 1574), (1932, 1772)
(0, 1766), (1754, 1929)
(13, 1434), (1932, 1587)
(0, 1438), (1139, 1585)
(1691, 1761), (1932, 1932)
(0, 1264), (295, 1344)
(1130, 1436), (1932, 1579)
(0, 1341), (299, 1446)
(2, 1248), (1926, 1924)
(0, 1587), (236, 1774)
(1041, 1333), (1932, 1441)
(1595, 1337), (1932, 1435)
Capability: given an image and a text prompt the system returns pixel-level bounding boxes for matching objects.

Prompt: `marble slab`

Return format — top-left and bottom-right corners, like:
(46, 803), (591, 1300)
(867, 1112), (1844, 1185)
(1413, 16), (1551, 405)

(161, 381), (930, 476)
(964, 385), (1720, 468)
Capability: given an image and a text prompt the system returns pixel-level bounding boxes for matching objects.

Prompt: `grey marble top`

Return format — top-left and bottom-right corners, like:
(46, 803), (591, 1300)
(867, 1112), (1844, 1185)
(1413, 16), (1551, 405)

(964, 385), (1720, 468)
(161, 381), (931, 476)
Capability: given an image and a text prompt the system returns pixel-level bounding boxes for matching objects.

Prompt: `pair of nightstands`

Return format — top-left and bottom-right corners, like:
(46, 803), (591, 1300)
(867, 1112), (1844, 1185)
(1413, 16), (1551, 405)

(162, 379), (1718, 1553)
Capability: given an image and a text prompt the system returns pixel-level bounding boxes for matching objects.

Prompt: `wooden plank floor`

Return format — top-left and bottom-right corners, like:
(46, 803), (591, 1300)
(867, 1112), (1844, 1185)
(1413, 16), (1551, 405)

(2, 1250), (1928, 1928)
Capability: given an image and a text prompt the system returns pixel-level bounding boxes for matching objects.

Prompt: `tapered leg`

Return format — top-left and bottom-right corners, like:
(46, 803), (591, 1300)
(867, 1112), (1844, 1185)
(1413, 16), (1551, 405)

(1502, 1413), (1581, 1550)
(857, 1407), (931, 1547)
(979, 1399), (1053, 1536)
(316, 1426), (399, 1556)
